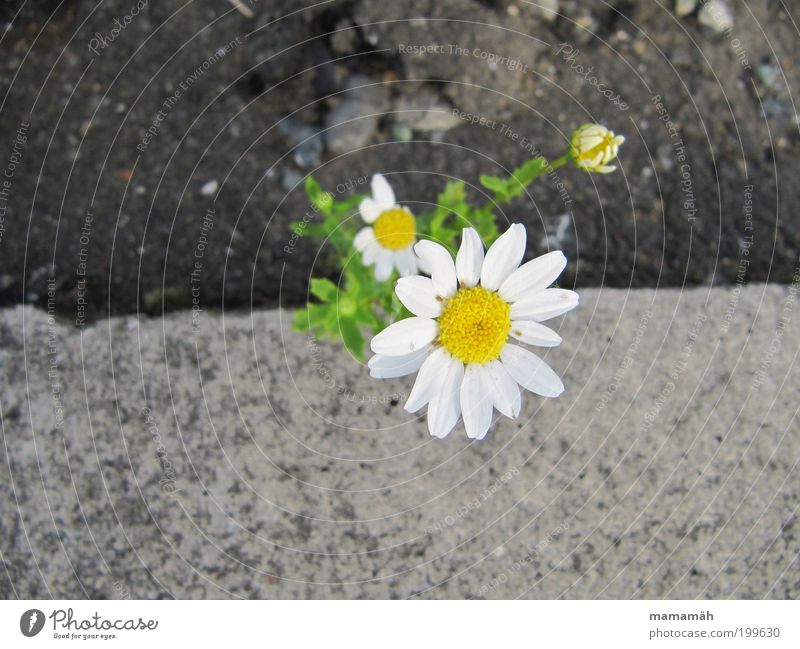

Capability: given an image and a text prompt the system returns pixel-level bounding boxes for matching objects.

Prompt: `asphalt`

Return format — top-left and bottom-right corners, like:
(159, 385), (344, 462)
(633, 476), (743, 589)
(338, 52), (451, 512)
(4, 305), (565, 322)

(1, 0), (798, 321)
(1, 283), (798, 599)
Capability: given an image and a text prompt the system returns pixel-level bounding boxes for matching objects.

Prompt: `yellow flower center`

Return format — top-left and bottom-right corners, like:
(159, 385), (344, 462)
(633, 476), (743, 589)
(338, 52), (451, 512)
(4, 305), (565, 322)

(373, 208), (416, 250)
(438, 287), (511, 365)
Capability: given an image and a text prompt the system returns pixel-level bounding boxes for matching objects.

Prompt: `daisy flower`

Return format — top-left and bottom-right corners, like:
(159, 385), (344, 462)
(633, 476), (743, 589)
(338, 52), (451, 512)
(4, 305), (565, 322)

(368, 224), (578, 440)
(570, 124), (625, 174)
(354, 173), (419, 281)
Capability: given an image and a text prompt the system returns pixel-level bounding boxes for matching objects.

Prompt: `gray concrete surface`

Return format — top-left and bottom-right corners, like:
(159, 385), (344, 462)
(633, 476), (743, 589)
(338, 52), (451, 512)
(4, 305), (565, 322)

(1, 284), (799, 599)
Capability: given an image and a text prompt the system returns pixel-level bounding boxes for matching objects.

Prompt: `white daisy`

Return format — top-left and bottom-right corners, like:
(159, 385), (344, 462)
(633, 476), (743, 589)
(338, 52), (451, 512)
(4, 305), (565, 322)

(570, 124), (625, 174)
(354, 173), (419, 281)
(368, 224), (579, 440)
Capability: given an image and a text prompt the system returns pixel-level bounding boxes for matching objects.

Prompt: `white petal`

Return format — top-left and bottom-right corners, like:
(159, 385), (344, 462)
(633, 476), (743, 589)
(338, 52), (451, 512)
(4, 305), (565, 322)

(509, 321), (562, 347)
(510, 289), (579, 321)
(359, 198), (383, 224)
(480, 223), (527, 291)
(405, 347), (451, 413)
(362, 241), (382, 266)
(393, 247), (418, 277)
(368, 348), (429, 379)
(500, 345), (564, 398)
(485, 360), (521, 419)
(579, 135), (605, 150)
(414, 240), (457, 298)
(455, 227), (484, 288)
(460, 364), (493, 440)
(370, 317), (438, 356)
(374, 254), (394, 281)
(354, 227), (375, 251)
(498, 251), (567, 302)
(371, 173), (396, 208)
(395, 276), (443, 318)
(427, 355), (464, 438)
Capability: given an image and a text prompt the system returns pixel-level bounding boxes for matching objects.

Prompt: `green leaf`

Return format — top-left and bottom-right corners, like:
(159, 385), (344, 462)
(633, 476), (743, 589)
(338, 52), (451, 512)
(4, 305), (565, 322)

(339, 316), (365, 361)
(479, 157), (552, 206)
(507, 158), (549, 198)
(479, 174), (509, 196)
(354, 304), (383, 330)
(293, 302), (334, 332)
(310, 277), (338, 303)
(306, 176), (333, 215)
(332, 193), (365, 216)
(292, 307), (312, 332)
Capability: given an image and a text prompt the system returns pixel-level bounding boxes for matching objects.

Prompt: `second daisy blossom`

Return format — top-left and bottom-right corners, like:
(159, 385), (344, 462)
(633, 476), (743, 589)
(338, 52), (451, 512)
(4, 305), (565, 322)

(369, 224), (579, 440)
(354, 173), (419, 281)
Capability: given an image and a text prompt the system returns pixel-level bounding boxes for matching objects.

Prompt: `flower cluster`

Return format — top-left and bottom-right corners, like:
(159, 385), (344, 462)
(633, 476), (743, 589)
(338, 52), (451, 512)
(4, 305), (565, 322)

(294, 124), (623, 441)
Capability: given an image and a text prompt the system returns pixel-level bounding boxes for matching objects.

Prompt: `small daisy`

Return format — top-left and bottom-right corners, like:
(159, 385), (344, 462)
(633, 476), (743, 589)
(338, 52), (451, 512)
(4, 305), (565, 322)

(368, 224), (579, 440)
(570, 124), (625, 174)
(354, 173), (419, 281)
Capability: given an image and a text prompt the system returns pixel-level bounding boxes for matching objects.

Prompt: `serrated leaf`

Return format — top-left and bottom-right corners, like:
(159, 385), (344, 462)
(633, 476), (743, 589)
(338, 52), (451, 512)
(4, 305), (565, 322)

(294, 302), (333, 332)
(506, 157), (549, 199)
(479, 174), (509, 195)
(310, 277), (338, 303)
(438, 180), (465, 208)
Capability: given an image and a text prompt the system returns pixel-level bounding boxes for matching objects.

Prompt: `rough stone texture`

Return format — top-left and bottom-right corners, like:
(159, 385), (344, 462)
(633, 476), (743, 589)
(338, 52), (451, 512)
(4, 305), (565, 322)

(1, 285), (798, 599)
(0, 0), (797, 321)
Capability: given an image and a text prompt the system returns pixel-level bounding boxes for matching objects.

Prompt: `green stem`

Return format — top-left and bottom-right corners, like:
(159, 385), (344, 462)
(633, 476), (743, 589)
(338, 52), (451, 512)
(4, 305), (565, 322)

(478, 152), (572, 218)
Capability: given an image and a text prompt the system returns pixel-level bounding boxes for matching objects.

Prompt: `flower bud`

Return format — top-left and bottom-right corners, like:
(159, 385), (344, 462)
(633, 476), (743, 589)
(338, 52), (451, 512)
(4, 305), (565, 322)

(570, 124), (625, 174)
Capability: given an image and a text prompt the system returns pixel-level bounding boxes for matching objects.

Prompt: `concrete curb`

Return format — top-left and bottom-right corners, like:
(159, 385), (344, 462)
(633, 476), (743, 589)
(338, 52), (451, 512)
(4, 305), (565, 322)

(1, 285), (798, 598)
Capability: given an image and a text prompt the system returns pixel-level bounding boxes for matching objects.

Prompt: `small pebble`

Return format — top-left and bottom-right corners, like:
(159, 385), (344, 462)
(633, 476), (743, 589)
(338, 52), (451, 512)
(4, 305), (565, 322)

(535, 0), (559, 22)
(675, 0), (698, 17)
(200, 180), (219, 196)
(754, 62), (782, 93)
(698, 0), (734, 34)
(391, 124), (413, 142)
